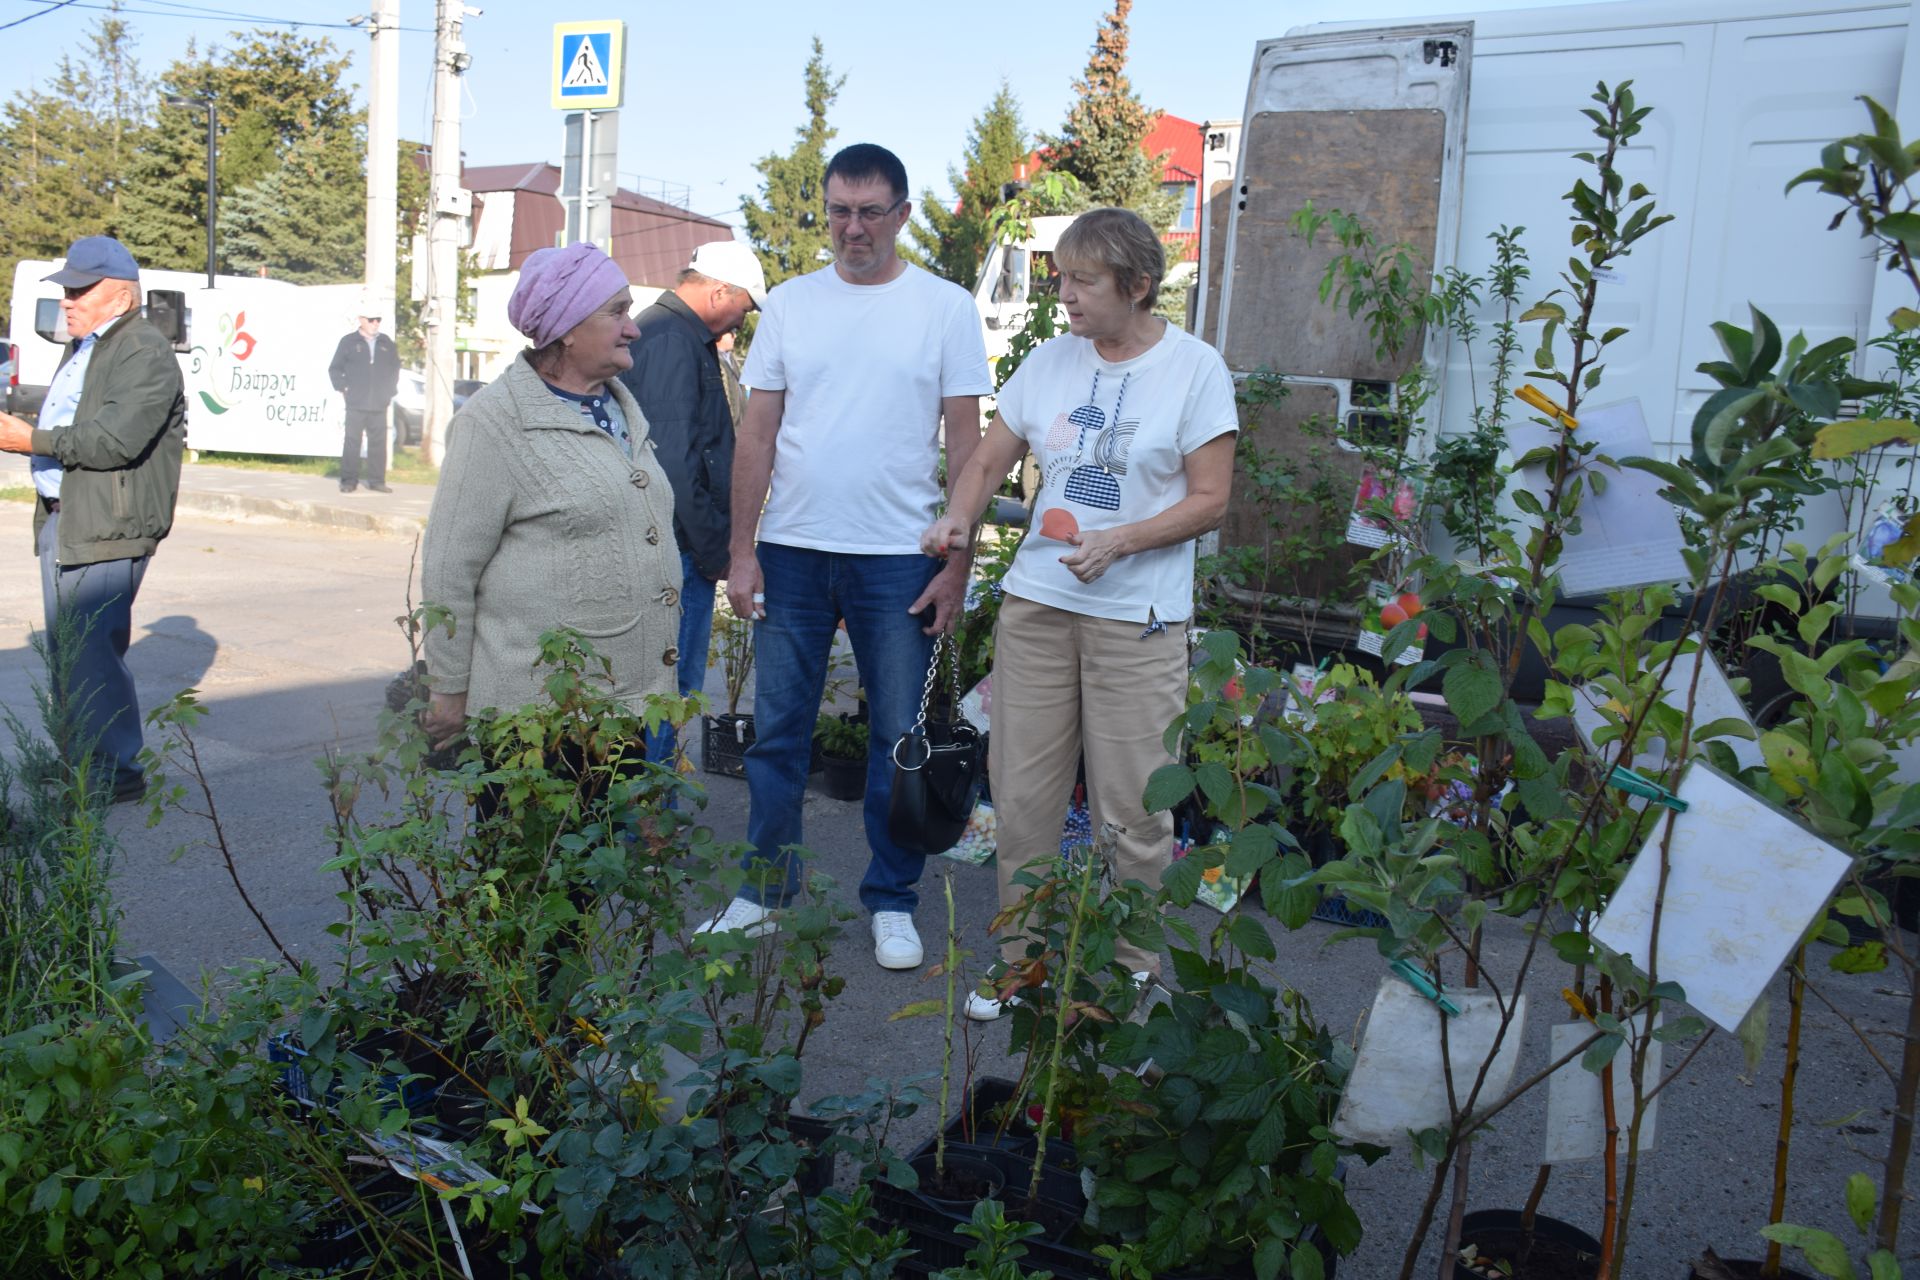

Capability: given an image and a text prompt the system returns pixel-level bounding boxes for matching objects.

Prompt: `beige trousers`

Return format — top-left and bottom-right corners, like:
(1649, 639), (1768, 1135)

(987, 593), (1188, 975)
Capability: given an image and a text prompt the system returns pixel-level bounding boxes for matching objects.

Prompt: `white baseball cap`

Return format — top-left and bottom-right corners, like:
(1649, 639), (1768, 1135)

(689, 240), (768, 309)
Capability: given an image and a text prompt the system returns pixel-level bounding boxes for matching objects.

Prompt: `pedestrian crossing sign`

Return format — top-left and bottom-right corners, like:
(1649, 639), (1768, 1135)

(551, 21), (625, 110)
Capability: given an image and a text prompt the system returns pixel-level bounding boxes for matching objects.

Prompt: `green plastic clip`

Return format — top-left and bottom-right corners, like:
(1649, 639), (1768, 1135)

(1389, 958), (1461, 1018)
(1607, 765), (1689, 813)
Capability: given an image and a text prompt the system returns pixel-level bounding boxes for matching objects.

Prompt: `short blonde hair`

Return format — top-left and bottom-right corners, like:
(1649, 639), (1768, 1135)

(1055, 207), (1166, 309)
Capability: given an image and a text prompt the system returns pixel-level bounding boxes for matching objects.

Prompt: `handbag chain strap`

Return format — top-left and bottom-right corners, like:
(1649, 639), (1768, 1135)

(909, 633), (958, 738)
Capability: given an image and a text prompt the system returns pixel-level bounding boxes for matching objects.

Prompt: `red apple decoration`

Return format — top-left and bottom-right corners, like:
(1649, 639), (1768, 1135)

(1039, 508), (1079, 541)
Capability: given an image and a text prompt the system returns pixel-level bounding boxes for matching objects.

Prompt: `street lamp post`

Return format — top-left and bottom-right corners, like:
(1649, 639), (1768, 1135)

(163, 94), (218, 289)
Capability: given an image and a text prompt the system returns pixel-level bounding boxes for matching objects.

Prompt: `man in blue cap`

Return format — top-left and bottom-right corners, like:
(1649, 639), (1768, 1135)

(0, 236), (188, 803)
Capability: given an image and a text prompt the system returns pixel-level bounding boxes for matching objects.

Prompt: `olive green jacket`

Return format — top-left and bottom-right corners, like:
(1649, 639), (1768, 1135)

(28, 315), (188, 567)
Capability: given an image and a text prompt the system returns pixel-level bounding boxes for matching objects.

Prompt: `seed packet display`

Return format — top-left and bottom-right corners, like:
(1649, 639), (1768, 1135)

(1346, 465), (1422, 550)
(1356, 580), (1426, 666)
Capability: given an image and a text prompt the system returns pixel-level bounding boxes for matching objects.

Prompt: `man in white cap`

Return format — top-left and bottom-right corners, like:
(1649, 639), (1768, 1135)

(327, 303), (401, 494)
(618, 238), (766, 767)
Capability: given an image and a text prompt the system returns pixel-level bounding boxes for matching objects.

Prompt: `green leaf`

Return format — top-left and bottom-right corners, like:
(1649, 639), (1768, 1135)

(1868, 1251), (1900, 1280)
(1163, 853), (1203, 907)
(1799, 602), (1844, 646)
(1195, 761), (1235, 813)
(1830, 941), (1887, 974)
(1581, 1033), (1624, 1073)
(1758, 1224), (1857, 1279)
(1443, 660), (1502, 729)
(1227, 912), (1278, 961)
(889, 999), (944, 1022)
(1847, 1171), (1877, 1233)
(1812, 418), (1920, 459)
(1877, 210), (1920, 247)
(1144, 763), (1196, 813)
(1290, 1241), (1327, 1280)
(1246, 1101), (1289, 1165)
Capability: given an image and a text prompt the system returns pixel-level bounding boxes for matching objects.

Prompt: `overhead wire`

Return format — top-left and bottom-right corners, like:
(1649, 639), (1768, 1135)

(0, 0), (82, 32)
(2, 0), (433, 32)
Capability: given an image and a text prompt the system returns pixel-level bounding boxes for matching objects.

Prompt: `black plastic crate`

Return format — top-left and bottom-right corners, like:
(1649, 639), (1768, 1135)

(702, 713), (755, 778)
(1312, 891), (1388, 930)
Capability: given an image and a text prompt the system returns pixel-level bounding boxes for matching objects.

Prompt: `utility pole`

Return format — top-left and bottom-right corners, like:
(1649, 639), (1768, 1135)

(360, 0), (399, 325)
(424, 0), (474, 468)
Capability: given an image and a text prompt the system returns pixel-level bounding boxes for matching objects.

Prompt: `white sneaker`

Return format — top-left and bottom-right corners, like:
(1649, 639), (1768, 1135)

(694, 897), (778, 938)
(871, 911), (923, 969)
(965, 989), (1010, 1021)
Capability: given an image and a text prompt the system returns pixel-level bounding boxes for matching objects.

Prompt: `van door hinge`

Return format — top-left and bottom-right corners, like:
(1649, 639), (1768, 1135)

(1423, 39), (1458, 67)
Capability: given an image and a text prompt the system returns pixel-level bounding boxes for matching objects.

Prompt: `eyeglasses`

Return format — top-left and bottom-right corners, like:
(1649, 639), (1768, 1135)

(824, 198), (905, 225)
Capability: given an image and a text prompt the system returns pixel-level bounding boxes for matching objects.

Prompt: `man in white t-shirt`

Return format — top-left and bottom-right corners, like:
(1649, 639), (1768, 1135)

(698, 144), (993, 971)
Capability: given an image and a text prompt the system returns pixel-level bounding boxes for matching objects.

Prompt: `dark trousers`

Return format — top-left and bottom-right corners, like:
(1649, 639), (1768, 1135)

(36, 507), (150, 791)
(340, 407), (388, 486)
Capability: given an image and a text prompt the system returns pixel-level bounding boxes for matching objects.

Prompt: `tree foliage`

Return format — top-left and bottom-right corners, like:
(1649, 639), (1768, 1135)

(225, 128), (366, 284)
(0, 8), (150, 320)
(741, 37), (843, 289)
(1041, 0), (1177, 231)
(118, 30), (361, 279)
(907, 81), (1029, 287)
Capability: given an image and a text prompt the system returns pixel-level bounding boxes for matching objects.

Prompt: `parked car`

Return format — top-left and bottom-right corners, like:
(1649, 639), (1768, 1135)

(3, 343), (43, 424)
(390, 370), (480, 447)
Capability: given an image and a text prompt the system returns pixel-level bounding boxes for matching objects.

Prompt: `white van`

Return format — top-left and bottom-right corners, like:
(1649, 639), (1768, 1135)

(1202, 0), (1914, 620)
(8, 262), (361, 456)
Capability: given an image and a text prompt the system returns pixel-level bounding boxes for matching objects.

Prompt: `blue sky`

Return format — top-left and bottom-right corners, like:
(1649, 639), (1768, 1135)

(1, 0), (1596, 230)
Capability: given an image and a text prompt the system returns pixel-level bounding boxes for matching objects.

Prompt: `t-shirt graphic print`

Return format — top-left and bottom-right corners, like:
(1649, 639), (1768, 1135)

(997, 325), (1238, 625)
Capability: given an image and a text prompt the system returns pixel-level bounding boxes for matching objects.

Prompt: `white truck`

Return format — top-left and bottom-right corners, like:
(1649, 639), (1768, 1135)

(8, 261), (363, 456)
(1196, 0), (1916, 629)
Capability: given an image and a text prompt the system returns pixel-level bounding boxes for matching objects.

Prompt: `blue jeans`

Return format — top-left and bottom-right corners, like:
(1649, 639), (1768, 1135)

(37, 509), (149, 792)
(645, 550), (716, 767)
(739, 542), (938, 914)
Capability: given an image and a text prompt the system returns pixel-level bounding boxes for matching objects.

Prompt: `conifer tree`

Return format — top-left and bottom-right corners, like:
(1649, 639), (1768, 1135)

(908, 82), (1030, 287)
(1042, 0), (1177, 230)
(0, 7), (150, 319)
(741, 38), (843, 288)
(118, 31), (359, 277)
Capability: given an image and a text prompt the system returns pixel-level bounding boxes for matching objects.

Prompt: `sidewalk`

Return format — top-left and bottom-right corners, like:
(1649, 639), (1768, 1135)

(0, 452), (433, 538)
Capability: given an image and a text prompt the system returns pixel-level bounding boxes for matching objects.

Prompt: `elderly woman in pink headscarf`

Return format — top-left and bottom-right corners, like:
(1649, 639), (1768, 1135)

(421, 243), (682, 748)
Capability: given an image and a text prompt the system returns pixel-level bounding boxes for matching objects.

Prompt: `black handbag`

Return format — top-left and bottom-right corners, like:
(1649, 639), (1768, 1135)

(887, 634), (986, 856)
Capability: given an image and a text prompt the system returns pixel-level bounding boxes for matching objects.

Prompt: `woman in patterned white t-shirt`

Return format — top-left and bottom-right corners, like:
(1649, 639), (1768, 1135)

(919, 207), (1239, 1020)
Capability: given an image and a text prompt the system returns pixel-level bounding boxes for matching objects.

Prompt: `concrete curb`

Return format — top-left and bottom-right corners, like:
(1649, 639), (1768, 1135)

(175, 489), (428, 538)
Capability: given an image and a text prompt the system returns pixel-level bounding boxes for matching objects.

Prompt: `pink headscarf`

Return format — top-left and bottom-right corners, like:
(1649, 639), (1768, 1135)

(507, 243), (630, 349)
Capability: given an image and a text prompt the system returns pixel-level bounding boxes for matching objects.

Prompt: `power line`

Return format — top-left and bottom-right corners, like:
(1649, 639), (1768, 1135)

(3, 0), (433, 32)
(0, 0), (82, 32)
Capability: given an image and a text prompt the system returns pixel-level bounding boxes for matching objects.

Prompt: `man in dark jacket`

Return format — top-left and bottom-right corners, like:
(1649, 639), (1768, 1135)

(327, 307), (401, 493)
(0, 236), (187, 802)
(618, 239), (766, 764)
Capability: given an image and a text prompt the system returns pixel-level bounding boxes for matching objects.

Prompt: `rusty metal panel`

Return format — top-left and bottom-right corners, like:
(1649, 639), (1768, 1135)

(1221, 108), (1445, 382)
(1219, 381), (1371, 603)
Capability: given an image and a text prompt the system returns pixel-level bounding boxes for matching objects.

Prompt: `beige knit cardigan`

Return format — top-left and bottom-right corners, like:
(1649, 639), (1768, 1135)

(422, 352), (684, 717)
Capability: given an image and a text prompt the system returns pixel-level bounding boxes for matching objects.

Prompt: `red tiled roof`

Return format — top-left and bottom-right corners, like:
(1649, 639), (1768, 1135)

(1143, 113), (1202, 182)
(461, 162), (736, 288)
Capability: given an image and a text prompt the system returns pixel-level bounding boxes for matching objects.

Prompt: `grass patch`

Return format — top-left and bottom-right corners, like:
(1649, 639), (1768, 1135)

(196, 447), (438, 485)
(0, 486), (35, 504)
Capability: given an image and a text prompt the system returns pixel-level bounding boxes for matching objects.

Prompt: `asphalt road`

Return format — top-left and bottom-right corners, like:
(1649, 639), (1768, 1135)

(1, 507), (1915, 1277)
